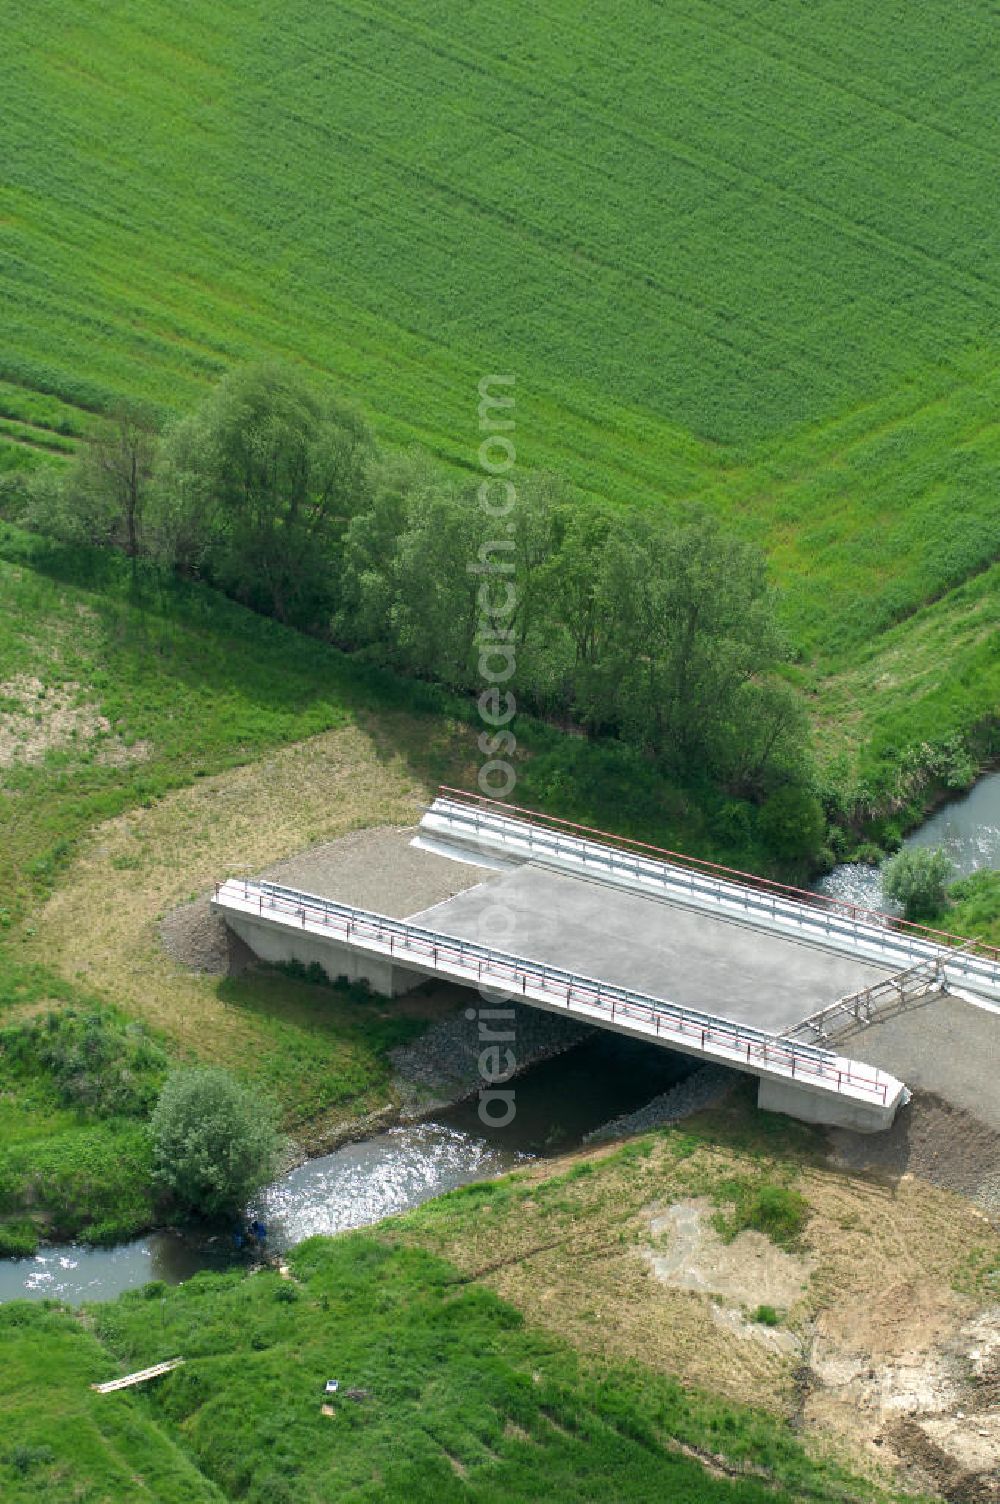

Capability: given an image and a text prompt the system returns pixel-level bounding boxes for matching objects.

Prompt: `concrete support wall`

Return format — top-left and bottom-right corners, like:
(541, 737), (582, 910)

(223, 912), (424, 998)
(757, 1075), (899, 1133)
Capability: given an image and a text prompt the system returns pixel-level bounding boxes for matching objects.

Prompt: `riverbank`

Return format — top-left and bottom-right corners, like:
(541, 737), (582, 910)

(4, 1084), (997, 1503)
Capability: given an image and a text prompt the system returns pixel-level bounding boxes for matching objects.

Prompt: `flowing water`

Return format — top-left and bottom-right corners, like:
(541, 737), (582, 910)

(0, 1031), (692, 1305)
(815, 770), (1000, 912)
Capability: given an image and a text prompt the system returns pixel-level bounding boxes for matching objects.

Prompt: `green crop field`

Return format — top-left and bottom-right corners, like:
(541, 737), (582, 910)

(2, 0), (999, 786)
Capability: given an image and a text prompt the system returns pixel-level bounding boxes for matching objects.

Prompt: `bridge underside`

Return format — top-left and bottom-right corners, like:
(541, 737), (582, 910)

(407, 864), (892, 1037)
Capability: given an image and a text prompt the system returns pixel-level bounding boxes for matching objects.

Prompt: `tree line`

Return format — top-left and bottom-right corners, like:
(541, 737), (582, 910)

(8, 362), (818, 820)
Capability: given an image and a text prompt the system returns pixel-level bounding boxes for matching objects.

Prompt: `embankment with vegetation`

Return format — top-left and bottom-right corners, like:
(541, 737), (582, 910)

(2, 1086), (997, 1501)
(0, 515), (835, 1253)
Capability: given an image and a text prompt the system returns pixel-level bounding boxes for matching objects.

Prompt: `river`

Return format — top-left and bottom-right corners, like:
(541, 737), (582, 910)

(0, 1029), (692, 1305)
(815, 769), (1000, 911)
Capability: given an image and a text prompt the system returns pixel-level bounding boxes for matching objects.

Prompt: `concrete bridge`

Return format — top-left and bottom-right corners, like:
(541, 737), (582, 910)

(213, 874), (907, 1130)
(212, 792), (1000, 1133)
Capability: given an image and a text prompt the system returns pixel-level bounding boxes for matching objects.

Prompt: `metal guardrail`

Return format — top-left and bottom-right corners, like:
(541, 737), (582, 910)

(782, 957), (944, 1044)
(215, 877), (899, 1106)
(427, 793), (1000, 997)
(437, 785), (1000, 967)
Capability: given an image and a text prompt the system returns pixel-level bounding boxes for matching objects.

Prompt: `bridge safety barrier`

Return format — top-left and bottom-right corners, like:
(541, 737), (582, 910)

(214, 877), (901, 1107)
(427, 790), (1000, 1000)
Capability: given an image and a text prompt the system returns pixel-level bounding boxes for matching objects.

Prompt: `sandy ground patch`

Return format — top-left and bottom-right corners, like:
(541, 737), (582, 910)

(24, 723), (433, 1061)
(644, 1198), (808, 1358)
(0, 674), (149, 770)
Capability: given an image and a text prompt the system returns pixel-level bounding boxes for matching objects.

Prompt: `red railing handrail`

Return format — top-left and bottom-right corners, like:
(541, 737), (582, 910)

(436, 785), (1000, 965)
(219, 878), (894, 1104)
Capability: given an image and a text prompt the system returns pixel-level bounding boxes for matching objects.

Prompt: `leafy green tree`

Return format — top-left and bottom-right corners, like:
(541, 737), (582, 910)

(24, 402), (157, 558)
(583, 511), (789, 776)
(882, 846), (953, 921)
(151, 1067), (281, 1219)
(757, 784), (827, 865)
(154, 363), (374, 627)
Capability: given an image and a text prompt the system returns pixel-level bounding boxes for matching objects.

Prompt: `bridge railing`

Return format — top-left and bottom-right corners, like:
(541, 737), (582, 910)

(436, 785), (1000, 966)
(216, 877), (899, 1105)
(429, 789), (1000, 992)
(782, 956), (944, 1045)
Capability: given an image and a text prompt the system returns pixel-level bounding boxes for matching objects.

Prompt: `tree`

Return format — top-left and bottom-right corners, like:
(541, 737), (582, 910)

(154, 363), (374, 627)
(23, 403), (157, 560)
(87, 403), (158, 560)
(582, 510), (789, 774)
(150, 1067), (281, 1219)
(757, 784), (827, 865)
(882, 846), (953, 921)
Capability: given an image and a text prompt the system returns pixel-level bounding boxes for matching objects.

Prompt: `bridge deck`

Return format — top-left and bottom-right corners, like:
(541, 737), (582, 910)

(407, 864), (892, 1035)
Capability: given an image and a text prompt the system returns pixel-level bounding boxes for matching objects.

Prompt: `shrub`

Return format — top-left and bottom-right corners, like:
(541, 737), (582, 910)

(752, 1304), (781, 1327)
(0, 1006), (167, 1118)
(882, 845), (953, 921)
(713, 1179), (809, 1249)
(758, 785), (826, 865)
(151, 1067), (281, 1220)
(0, 1219), (39, 1257)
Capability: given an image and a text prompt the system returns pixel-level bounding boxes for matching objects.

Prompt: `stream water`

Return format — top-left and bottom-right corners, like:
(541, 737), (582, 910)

(814, 769), (1000, 911)
(0, 1030), (692, 1305)
(5, 773), (997, 1307)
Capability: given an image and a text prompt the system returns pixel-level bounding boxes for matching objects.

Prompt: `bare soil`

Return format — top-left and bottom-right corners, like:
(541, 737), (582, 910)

(829, 1091), (1000, 1220)
(0, 674), (150, 769)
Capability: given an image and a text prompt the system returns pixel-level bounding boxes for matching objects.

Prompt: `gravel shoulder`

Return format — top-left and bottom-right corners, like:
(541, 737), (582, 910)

(844, 992), (1000, 1133)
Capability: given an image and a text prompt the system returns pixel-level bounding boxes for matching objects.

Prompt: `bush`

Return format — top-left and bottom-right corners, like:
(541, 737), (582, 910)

(0, 1007), (167, 1118)
(713, 1179), (809, 1249)
(0, 1219), (39, 1257)
(882, 845), (953, 921)
(947, 868), (1000, 946)
(752, 1304), (780, 1327)
(151, 1067), (281, 1220)
(757, 785), (826, 865)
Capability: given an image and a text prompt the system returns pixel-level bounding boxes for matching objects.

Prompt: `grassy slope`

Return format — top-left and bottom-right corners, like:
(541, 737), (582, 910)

(0, 1241), (900, 1504)
(1, 0), (998, 783)
(6, 1089), (995, 1502)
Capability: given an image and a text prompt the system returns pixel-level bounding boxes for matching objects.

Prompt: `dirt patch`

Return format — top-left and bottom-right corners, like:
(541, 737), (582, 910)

(644, 1199), (808, 1359)
(160, 896), (255, 975)
(886, 1416), (999, 1504)
(646, 1199), (810, 1309)
(829, 1091), (1000, 1220)
(0, 674), (150, 770)
(805, 1291), (1000, 1498)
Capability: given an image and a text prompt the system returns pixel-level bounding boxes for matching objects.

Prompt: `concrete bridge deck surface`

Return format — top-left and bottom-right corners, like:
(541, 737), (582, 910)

(406, 863), (892, 1034)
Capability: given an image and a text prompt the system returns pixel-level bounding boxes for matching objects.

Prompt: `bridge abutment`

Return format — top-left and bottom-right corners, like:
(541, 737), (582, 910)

(223, 911), (424, 998)
(757, 1075), (899, 1133)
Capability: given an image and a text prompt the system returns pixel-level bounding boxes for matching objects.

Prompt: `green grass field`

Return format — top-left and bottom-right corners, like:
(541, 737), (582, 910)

(1, 0), (998, 789)
(0, 1234), (904, 1504)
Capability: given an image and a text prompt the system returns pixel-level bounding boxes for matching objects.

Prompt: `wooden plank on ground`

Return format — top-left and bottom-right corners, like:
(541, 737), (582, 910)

(91, 1358), (185, 1393)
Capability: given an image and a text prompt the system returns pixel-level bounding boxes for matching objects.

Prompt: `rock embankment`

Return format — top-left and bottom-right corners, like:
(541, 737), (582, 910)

(583, 1064), (736, 1143)
(391, 1002), (592, 1112)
